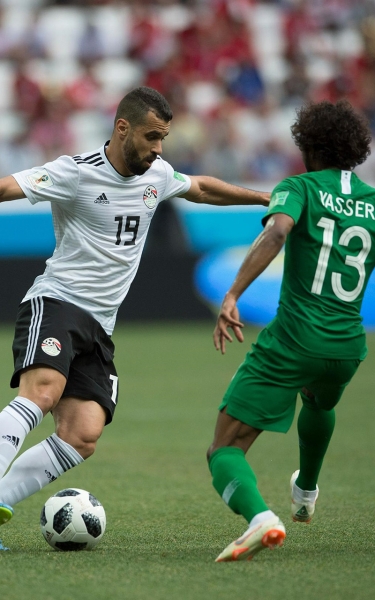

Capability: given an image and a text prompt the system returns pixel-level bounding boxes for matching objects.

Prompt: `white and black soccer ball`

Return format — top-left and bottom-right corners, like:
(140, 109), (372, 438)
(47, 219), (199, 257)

(40, 488), (106, 551)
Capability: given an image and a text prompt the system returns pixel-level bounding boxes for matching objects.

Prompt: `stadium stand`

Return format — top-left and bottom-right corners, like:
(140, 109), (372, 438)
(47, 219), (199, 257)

(0, 0), (372, 182)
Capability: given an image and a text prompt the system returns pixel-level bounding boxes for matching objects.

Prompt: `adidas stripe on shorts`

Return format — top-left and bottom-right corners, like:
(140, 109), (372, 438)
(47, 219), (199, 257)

(11, 296), (119, 424)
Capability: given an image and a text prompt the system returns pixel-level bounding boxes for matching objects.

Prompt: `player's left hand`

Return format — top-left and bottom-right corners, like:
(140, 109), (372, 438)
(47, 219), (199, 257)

(213, 293), (244, 354)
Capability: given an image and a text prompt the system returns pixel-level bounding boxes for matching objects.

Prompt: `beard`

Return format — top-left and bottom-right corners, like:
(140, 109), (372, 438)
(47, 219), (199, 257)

(122, 136), (155, 176)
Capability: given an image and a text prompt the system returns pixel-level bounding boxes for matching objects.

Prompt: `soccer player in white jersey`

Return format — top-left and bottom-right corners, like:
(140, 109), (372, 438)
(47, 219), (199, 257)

(0, 87), (269, 535)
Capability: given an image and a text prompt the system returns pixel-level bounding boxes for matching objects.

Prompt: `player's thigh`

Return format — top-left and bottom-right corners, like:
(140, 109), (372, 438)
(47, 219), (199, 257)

(18, 366), (67, 414)
(306, 358), (361, 411)
(221, 329), (307, 434)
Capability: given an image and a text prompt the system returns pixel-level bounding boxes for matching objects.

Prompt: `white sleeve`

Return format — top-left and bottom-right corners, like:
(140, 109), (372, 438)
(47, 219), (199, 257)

(12, 155), (79, 205)
(160, 159), (191, 201)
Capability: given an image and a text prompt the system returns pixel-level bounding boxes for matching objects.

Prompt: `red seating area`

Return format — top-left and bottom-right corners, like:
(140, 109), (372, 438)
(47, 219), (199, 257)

(0, 0), (374, 183)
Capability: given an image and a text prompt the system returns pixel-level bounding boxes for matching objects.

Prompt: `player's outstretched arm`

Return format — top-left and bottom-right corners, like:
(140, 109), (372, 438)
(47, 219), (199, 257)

(180, 176), (270, 207)
(213, 213), (294, 354)
(0, 176), (26, 202)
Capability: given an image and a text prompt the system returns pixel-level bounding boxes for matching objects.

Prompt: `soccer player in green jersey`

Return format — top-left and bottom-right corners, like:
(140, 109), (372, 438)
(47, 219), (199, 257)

(208, 99), (374, 562)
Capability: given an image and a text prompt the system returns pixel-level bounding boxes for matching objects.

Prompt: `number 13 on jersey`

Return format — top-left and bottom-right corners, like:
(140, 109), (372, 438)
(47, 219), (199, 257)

(311, 217), (371, 302)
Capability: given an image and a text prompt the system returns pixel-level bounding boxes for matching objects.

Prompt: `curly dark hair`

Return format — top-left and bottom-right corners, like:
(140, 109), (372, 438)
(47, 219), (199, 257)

(291, 99), (372, 170)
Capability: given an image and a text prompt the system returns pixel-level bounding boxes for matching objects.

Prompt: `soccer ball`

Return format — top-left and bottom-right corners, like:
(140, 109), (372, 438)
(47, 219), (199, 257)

(40, 488), (106, 551)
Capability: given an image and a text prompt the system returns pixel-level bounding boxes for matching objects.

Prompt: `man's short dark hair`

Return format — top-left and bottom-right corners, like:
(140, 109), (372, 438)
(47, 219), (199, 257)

(291, 99), (372, 170)
(114, 87), (173, 126)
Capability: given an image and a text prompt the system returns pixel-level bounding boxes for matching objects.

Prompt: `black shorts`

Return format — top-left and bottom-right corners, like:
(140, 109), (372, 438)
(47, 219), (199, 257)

(11, 297), (118, 424)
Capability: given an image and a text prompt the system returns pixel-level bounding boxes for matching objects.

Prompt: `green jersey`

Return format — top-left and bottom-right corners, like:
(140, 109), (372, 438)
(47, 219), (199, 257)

(263, 168), (375, 359)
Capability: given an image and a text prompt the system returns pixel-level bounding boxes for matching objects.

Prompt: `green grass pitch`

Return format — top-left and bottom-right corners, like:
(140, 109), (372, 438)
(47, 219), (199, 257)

(0, 322), (375, 600)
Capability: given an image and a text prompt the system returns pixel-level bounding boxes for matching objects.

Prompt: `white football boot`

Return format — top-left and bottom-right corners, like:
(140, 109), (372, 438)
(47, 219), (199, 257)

(291, 470), (319, 523)
(215, 516), (286, 562)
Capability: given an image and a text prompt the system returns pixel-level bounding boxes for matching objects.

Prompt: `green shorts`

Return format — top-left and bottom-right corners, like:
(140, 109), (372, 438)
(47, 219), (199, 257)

(219, 329), (361, 433)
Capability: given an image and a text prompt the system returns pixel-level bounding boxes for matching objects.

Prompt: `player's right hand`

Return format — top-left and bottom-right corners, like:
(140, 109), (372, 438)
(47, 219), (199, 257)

(213, 293), (244, 354)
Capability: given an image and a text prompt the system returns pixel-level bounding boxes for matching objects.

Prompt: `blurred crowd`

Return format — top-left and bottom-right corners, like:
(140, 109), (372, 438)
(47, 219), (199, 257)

(0, 0), (375, 184)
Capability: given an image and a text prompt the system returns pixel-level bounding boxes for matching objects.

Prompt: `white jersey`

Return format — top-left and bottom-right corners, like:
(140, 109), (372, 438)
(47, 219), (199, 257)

(12, 144), (191, 334)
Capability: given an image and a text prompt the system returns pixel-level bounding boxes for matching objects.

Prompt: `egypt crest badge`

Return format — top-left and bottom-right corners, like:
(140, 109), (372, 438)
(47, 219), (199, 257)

(143, 185), (158, 209)
(41, 337), (62, 357)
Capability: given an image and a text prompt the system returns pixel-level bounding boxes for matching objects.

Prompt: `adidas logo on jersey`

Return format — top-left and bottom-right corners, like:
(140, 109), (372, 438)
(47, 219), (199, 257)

(2, 435), (20, 448)
(95, 193), (109, 204)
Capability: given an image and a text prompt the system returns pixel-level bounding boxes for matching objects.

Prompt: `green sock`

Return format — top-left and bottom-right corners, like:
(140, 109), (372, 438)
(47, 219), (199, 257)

(296, 404), (336, 491)
(208, 446), (269, 523)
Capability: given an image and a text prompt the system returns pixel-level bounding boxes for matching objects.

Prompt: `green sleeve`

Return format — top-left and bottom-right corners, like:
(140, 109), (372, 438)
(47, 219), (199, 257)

(262, 176), (306, 226)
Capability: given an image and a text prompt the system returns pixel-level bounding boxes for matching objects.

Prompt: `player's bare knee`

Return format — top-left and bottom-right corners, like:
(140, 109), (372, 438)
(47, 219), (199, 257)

(207, 444), (214, 462)
(39, 393), (58, 414)
(19, 368), (66, 414)
(20, 386), (59, 415)
(73, 439), (97, 460)
(207, 441), (226, 461)
(56, 428), (98, 459)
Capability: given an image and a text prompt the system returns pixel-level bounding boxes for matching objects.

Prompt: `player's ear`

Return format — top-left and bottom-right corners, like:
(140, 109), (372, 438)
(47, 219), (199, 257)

(116, 118), (130, 139)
